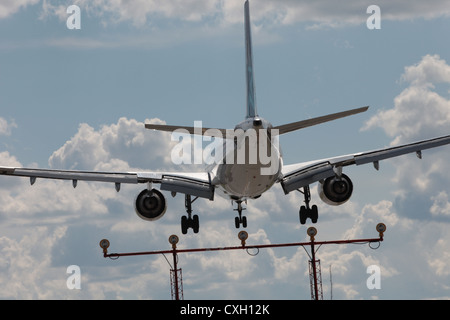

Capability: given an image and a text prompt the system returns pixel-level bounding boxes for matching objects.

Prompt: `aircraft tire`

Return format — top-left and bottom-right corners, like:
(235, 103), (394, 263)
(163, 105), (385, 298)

(311, 205), (318, 224)
(181, 216), (188, 234)
(242, 216), (247, 228)
(193, 215), (199, 233)
(299, 206), (307, 224)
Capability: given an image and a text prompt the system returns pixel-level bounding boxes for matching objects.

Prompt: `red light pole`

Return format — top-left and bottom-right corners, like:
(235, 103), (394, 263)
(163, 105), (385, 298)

(168, 235), (183, 300)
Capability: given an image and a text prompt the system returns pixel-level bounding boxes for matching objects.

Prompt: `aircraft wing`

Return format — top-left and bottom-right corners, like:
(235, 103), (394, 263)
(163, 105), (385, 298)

(0, 167), (215, 200)
(279, 134), (450, 194)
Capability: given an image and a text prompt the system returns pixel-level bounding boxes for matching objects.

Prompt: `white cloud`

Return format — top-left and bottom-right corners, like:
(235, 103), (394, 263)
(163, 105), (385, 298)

(362, 55), (450, 215)
(0, 118), (185, 299)
(0, 226), (67, 299)
(4, 1), (449, 51)
(1, 74), (450, 299)
(35, 0), (450, 29)
(0, 118), (17, 136)
(48, 117), (176, 171)
(428, 237), (450, 276)
(317, 54), (450, 298)
(40, 0), (221, 27)
(0, 120), (307, 299)
(430, 191), (450, 217)
(279, 0), (450, 27)
(0, 0), (39, 19)
(0, 118), (180, 225)
(363, 55), (450, 144)
(401, 54), (450, 88)
(0, 151), (21, 167)
(353, 55), (450, 298)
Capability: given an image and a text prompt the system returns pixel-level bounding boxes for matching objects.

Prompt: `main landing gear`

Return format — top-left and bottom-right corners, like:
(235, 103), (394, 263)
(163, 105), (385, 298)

(299, 185), (318, 224)
(181, 194), (200, 234)
(180, 196), (249, 234)
(234, 200), (247, 229)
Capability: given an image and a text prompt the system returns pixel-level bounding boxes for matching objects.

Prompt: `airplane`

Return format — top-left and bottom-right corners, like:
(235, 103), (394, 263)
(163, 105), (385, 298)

(1, 0), (450, 234)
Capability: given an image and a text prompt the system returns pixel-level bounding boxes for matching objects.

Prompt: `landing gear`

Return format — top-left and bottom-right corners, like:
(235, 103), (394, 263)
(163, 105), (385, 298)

(299, 185), (319, 224)
(234, 200), (247, 229)
(181, 194), (199, 234)
(299, 204), (318, 224)
(181, 215), (199, 234)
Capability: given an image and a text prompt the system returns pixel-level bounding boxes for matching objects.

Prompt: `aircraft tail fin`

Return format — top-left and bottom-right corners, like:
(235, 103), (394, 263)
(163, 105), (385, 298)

(245, 0), (257, 119)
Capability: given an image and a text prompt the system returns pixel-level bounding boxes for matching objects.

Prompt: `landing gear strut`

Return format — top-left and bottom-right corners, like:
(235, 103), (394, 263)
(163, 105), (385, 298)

(181, 194), (200, 234)
(234, 200), (247, 229)
(299, 185), (318, 224)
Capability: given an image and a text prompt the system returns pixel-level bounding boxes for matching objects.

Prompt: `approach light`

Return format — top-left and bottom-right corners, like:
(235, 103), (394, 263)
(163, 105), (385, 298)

(169, 234), (179, 247)
(376, 223), (386, 237)
(99, 239), (110, 249)
(238, 231), (249, 246)
(238, 231), (248, 241)
(99, 239), (110, 254)
(307, 227), (317, 240)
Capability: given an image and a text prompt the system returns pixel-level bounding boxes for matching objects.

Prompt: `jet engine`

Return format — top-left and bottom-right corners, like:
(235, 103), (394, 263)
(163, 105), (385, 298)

(318, 174), (353, 206)
(135, 188), (167, 221)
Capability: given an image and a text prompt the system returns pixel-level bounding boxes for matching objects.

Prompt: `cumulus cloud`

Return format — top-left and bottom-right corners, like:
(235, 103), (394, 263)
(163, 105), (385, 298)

(0, 114), (308, 299)
(4, 1), (450, 51)
(363, 54), (450, 222)
(0, 0), (39, 19)
(307, 54), (450, 299)
(401, 54), (450, 88)
(0, 117), (182, 224)
(0, 150), (21, 167)
(0, 226), (66, 299)
(0, 117), (190, 299)
(39, 0), (221, 27)
(0, 152), (122, 224)
(363, 54), (450, 144)
(48, 117), (176, 171)
(430, 191), (450, 217)
(0, 118), (17, 136)
(34, 0), (450, 29)
(1, 62), (450, 299)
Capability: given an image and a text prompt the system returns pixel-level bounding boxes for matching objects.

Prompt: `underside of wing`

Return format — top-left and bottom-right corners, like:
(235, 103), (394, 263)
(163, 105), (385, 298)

(137, 171), (214, 200)
(0, 166), (215, 200)
(279, 134), (450, 194)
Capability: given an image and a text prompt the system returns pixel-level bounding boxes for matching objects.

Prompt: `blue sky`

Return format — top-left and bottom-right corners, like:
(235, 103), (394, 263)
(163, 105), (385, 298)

(1, 0), (450, 300)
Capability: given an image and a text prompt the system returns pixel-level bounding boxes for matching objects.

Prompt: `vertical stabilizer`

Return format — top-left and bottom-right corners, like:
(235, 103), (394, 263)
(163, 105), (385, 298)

(245, 0), (257, 118)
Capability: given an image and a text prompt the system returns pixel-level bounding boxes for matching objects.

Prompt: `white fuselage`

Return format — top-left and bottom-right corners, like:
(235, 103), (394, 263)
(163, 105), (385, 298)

(210, 117), (282, 200)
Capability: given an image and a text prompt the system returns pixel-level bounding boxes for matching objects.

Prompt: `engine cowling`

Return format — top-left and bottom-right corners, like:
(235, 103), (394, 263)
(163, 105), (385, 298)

(135, 188), (167, 221)
(318, 174), (353, 206)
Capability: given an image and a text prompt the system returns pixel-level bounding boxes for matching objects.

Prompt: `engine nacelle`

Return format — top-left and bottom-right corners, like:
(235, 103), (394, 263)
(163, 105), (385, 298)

(318, 174), (353, 206)
(135, 188), (167, 221)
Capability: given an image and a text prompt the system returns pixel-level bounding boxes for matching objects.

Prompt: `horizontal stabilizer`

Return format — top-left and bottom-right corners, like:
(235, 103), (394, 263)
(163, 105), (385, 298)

(273, 106), (369, 135)
(145, 123), (227, 137)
